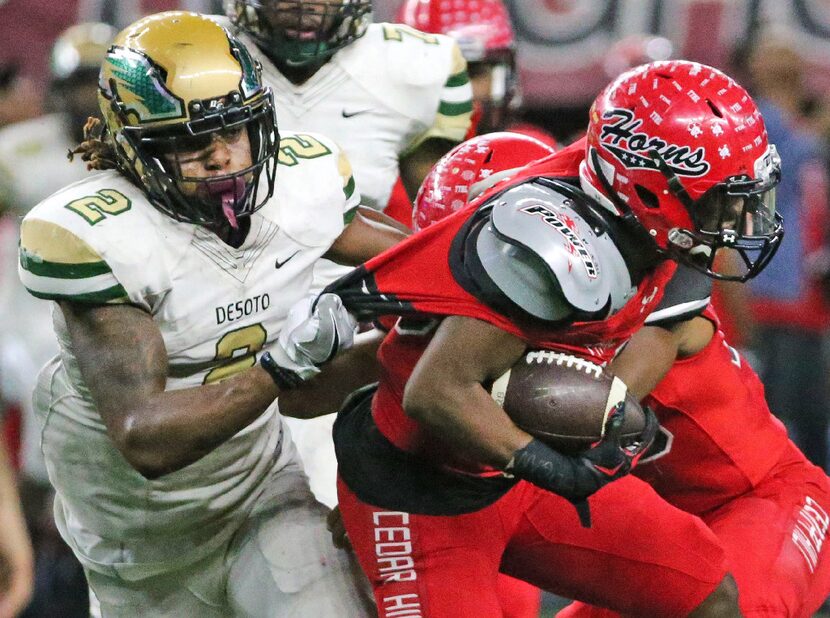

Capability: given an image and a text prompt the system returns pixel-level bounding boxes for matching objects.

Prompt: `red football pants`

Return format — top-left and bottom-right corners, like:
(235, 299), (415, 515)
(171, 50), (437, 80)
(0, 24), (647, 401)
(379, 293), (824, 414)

(497, 574), (541, 618)
(559, 446), (830, 618)
(337, 474), (727, 617)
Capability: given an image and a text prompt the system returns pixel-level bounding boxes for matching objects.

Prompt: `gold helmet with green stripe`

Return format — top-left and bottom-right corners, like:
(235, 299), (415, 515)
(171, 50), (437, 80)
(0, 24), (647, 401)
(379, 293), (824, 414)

(99, 11), (279, 228)
(226, 1), (372, 67)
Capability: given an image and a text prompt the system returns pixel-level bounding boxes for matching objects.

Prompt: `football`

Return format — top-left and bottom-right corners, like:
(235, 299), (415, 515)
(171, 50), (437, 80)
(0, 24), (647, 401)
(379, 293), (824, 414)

(491, 350), (647, 454)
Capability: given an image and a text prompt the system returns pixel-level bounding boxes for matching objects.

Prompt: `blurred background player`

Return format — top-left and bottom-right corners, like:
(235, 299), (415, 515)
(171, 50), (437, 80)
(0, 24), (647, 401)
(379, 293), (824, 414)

(0, 21), (115, 618)
(0, 439), (33, 618)
(714, 31), (830, 472)
(225, 0), (473, 508)
(226, 0), (472, 212)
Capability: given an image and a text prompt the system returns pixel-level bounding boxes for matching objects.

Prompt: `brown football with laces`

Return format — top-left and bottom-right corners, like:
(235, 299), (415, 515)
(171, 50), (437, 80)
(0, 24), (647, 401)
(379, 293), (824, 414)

(491, 350), (647, 454)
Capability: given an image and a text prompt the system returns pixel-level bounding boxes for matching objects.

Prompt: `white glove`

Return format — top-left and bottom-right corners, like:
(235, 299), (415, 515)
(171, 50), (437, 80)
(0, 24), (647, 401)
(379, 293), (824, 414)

(270, 293), (358, 380)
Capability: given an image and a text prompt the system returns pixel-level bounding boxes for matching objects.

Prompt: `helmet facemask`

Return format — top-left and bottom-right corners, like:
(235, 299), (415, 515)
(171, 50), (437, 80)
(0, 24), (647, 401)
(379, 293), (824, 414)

(228, 0), (371, 66)
(108, 83), (279, 230)
(467, 49), (517, 133)
(652, 148), (784, 282)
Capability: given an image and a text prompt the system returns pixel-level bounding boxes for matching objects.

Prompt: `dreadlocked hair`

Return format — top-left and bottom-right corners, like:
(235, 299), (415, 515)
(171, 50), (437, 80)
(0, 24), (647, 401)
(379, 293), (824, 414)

(67, 116), (119, 171)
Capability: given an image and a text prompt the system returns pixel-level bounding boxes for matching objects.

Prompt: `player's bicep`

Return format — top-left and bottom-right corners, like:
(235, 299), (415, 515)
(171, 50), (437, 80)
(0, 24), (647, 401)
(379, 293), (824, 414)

(324, 206), (409, 265)
(58, 301), (167, 439)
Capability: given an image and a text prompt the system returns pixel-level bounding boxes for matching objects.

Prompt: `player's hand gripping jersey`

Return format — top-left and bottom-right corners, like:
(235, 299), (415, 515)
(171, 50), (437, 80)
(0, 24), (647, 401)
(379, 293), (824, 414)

(239, 22), (472, 212)
(17, 131), (358, 578)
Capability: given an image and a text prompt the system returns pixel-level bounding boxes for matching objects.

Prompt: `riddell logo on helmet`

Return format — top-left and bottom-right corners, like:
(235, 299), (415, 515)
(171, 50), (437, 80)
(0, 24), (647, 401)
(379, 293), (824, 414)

(599, 109), (710, 177)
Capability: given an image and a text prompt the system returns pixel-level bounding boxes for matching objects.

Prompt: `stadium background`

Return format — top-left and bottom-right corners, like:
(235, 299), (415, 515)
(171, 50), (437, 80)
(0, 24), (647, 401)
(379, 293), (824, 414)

(1, 0), (829, 616)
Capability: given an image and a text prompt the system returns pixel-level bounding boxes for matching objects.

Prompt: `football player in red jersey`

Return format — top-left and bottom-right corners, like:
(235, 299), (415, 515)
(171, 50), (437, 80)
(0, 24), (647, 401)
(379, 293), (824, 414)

(315, 61), (783, 617)
(408, 87), (830, 617)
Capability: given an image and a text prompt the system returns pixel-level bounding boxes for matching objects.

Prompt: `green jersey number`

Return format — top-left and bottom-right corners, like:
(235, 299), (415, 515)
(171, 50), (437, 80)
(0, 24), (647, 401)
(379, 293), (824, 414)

(278, 135), (332, 167)
(204, 323), (268, 384)
(65, 189), (132, 225)
(382, 24), (439, 45)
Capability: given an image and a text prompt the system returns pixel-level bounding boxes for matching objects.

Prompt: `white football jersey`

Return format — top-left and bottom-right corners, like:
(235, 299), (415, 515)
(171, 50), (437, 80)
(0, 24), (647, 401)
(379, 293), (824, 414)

(18, 131), (358, 579)
(239, 22), (473, 212)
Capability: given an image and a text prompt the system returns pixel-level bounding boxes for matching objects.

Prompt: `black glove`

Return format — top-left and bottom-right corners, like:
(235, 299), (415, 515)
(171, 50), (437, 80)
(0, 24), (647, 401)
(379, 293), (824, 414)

(505, 402), (659, 526)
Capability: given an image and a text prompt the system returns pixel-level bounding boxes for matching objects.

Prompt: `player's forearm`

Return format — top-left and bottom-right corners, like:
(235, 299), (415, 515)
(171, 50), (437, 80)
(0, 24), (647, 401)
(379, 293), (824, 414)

(324, 207), (409, 266)
(403, 380), (532, 468)
(279, 329), (383, 418)
(114, 366), (278, 479)
(611, 326), (679, 400)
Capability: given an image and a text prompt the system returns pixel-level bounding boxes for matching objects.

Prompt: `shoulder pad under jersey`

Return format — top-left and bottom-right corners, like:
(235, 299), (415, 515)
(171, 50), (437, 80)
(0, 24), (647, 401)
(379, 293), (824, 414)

(472, 179), (637, 322)
(335, 24), (470, 133)
(18, 171), (173, 309)
(272, 130), (359, 247)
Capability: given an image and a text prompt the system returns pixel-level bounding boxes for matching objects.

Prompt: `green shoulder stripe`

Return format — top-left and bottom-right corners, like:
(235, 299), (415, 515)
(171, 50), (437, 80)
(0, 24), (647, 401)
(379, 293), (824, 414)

(343, 175), (356, 200)
(25, 283), (129, 304)
(344, 205), (359, 225)
(445, 72), (469, 88)
(20, 251), (113, 279)
(439, 99), (474, 116)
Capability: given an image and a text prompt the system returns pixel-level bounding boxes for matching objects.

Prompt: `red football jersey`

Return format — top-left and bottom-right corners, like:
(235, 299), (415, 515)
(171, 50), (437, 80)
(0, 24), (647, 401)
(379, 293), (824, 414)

(329, 145), (676, 459)
(636, 307), (791, 513)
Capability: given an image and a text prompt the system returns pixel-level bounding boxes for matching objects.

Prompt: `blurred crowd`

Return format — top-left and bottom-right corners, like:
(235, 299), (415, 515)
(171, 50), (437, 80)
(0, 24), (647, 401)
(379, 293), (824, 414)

(1, 0), (830, 616)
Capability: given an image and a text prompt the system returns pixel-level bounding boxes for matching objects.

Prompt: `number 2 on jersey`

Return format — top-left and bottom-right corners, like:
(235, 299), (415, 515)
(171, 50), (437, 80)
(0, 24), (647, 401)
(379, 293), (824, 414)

(204, 324), (268, 384)
(278, 135), (332, 166)
(382, 24), (439, 45)
(65, 189), (131, 224)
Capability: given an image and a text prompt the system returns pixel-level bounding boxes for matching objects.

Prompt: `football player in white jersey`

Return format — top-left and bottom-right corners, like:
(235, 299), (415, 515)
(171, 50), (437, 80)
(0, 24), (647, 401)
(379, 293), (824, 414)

(225, 0), (473, 211)
(17, 12), (404, 617)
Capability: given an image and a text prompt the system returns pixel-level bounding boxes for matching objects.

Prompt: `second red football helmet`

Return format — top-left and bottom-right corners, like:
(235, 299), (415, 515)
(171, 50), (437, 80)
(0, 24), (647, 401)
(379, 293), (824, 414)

(396, 0), (516, 132)
(414, 131), (556, 231)
(581, 60), (783, 281)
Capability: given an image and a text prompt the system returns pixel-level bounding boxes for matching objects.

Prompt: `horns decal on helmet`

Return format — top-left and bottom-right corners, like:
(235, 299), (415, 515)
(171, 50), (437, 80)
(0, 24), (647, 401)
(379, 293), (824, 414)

(599, 109), (710, 177)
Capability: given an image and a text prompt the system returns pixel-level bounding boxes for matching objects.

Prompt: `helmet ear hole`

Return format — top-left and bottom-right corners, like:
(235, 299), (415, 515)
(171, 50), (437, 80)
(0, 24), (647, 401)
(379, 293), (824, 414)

(705, 99), (723, 118)
(635, 184), (660, 209)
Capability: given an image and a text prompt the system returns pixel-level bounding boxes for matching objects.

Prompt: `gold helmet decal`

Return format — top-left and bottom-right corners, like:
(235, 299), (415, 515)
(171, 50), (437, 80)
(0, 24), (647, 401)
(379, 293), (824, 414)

(100, 12), (262, 125)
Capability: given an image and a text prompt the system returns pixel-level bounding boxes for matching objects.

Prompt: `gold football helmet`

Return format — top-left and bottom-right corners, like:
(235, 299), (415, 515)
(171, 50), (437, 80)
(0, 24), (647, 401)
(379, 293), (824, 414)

(99, 11), (279, 227)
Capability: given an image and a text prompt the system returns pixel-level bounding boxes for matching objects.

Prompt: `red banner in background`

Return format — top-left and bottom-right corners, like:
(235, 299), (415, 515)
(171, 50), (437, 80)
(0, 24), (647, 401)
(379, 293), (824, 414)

(376, 0), (830, 107)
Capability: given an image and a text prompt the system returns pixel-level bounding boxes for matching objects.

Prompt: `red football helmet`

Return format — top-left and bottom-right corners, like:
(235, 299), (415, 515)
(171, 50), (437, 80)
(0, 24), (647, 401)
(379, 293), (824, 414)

(580, 60), (783, 281)
(396, 0), (517, 133)
(414, 131), (556, 231)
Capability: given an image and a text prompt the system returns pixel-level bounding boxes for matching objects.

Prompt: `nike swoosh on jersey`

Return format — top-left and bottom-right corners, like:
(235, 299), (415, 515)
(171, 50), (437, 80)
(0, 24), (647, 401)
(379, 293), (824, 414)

(275, 251), (300, 269)
(341, 108), (372, 118)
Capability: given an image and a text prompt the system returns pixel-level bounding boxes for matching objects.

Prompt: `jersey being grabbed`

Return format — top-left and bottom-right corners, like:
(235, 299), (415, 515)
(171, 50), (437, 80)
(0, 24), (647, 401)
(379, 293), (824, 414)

(329, 175), (675, 469)
(17, 131), (358, 579)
